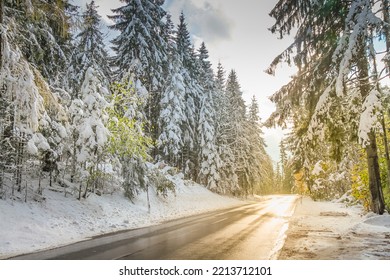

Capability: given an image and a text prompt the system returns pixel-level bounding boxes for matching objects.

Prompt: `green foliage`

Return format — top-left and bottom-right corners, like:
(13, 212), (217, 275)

(376, 116), (390, 211)
(148, 169), (175, 199)
(308, 160), (348, 201)
(5, 0), (75, 83)
(107, 116), (150, 159)
(106, 81), (152, 201)
(351, 150), (371, 211)
(106, 82), (152, 161)
(85, 166), (113, 195)
(278, 140), (294, 194)
(384, 187), (390, 212)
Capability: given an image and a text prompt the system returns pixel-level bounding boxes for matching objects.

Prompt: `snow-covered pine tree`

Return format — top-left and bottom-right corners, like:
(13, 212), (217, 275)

(32, 71), (68, 192)
(109, 0), (168, 140)
(68, 67), (110, 199)
(3, 1), (74, 195)
(161, 13), (175, 54)
(66, 0), (111, 99)
(225, 70), (248, 194)
(196, 42), (221, 191)
(4, 0), (75, 86)
(175, 12), (202, 179)
(110, 0), (168, 83)
(352, 3), (385, 213)
(214, 63), (227, 148)
(176, 12), (198, 77)
(268, 0), (387, 213)
(246, 96), (271, 194)
(0, 21), (67, 199)
(267, 0), (343, 189)
(225, 70), (246, 121)
(107, 80), (152, 201)
(212, 62), (238, 193)
(309, 0), (385, 212)
(157, 54), (186, 166)
(214, 62), (227, 130)
(156, 12), (186, 166)
(64, 1), (111, 197)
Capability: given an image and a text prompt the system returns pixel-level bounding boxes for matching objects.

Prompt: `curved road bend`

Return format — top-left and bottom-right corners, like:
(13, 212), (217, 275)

(11, 195), (299, 260)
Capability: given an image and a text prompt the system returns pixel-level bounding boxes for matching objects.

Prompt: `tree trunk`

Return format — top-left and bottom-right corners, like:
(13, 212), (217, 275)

(383, 0), (390, 72)
(380, 115), (390, 191)
(38, 161), (42, 195)
(16, 134), (24, 192)
(366, 131), (386, 214)
(357, 38), (385, 214)
(0, 0), (3, 68)
(78, 183), (82, 200)
(146, 185), (151, 214)
(71, 133), (77, 183)
(370, 31), (390, 193)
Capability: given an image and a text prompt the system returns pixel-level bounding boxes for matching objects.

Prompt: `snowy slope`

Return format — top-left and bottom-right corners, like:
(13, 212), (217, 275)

(0, 171), (242, 259)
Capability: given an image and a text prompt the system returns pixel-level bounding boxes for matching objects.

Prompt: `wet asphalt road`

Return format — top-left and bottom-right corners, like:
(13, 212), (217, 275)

(11, 195), (298, 260)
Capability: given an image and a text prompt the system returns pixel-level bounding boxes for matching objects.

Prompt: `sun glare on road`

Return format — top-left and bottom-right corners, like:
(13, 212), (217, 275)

(261, 195), (299, 218)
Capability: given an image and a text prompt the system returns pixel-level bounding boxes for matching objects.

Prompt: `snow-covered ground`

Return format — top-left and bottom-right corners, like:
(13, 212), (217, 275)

(2, 168), (390, 261)
(279, 197), (390, 260)
(0, 170), (243, 259)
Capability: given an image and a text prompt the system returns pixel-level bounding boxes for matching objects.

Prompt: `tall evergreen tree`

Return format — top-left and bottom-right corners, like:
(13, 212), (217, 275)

(68, 67), (110, 198)
(268, 0), (387, 213)
(176, 12), (197, 73)
(156, 12), (187, 166)
(0, 14), (67, 198)
(107, 81), (152, 201)
(175, 12), (202, 178)
(109, 0), (167, 83)
(215, 62), (226, 92)
(246, 96), (270, 194)
(213, 62), (229, 154)
(211, 62), (238, 193)
(65, 1), (111, 191)
(225, 70), (248, 194)
(196, 42), (220, 190)
(109, 0), (168, 141)
(157, 55), (186, 166)
(4, 0), (75, 85)
(66, 0), (111, 98)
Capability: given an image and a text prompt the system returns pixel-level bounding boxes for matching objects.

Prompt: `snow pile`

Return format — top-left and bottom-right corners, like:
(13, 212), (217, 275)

(0, 171), (242, 259)
(356, 213), (390, 232)
(280, 197), (390, 259)
(363, 215), (390, 228)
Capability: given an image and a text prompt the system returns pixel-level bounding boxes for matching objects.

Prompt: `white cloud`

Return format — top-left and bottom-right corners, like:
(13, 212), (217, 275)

(164, 0), (233, 44)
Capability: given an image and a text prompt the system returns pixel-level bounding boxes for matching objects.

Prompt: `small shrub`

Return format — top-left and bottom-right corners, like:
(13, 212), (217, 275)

(148, 169), (175, 198)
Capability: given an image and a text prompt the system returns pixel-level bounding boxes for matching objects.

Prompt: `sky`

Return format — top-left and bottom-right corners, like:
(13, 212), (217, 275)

(73, 0), (295, 163)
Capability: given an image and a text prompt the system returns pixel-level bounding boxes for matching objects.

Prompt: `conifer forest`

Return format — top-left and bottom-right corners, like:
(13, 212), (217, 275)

(1, 0), (390, 217)
(0, 0), (274, 205)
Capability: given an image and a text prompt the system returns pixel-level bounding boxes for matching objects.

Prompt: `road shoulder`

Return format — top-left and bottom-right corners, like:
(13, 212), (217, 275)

(279, 197), (390, 260)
